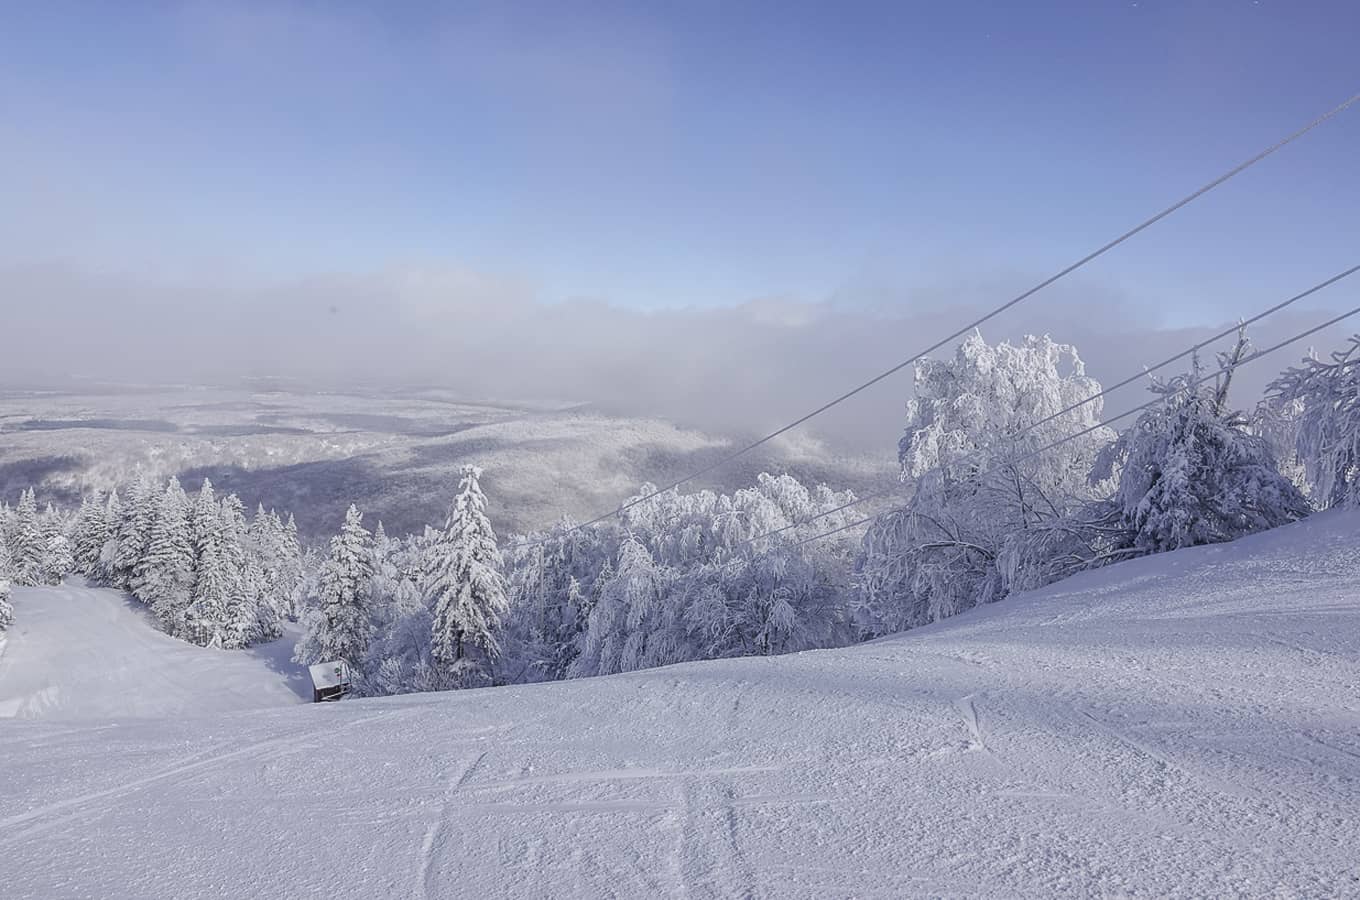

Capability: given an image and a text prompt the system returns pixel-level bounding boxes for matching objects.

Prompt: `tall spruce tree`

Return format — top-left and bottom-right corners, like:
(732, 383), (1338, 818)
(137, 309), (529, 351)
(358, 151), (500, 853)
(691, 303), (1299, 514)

(72, 492), (109, 576)
(295, 504), (373, 670)
(427, 465), (508, 687)
(185, 480), (232, 647)
(134, 479), (196, 635)
(10, 489), (44, 587)
(113, 474), (158, 589)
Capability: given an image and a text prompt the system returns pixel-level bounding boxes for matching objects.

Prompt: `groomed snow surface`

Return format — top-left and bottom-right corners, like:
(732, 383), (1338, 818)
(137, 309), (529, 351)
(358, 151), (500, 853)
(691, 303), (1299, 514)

(1, 512), (1358, 898)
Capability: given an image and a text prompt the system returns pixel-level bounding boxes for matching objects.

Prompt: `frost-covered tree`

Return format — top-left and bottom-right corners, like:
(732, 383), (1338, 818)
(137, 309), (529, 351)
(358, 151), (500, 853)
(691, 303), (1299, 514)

(113, 474), (158, 589)
(6, 489), (46, 587)
(859, 331), (1115, 634)
(1093, 334), (1309, 554)
(504, 517), (605, 681)
(184, 480), (233, 648)
(39, 531), (75, 586)
(0, 535), (13, 632)
(0, 575), (12, 634)
(71, 492), (112, 577)
(427, 466), (508, 687)
(245, 507), (306, 623)
(134, 479), (196, 634)
(506, 473), (861, 682)
(295, 504), (373, 670)
(1267, 334), (1360, 509)
(92, 490), (122, 584)
(570, 535), (666, 677)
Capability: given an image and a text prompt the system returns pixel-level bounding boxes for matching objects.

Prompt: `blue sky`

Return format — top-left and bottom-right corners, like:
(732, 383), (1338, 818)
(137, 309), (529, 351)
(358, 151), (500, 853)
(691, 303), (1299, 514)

(1, 1), (1356, 326)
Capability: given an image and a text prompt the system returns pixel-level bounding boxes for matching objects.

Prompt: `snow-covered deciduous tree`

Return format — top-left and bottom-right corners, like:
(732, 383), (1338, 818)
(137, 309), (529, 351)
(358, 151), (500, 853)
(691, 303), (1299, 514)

(570, 535), (667, 677)
(1093, 334), (1309, 554)
(295, 504), (373, 671)
(1267, 334), (1360, 509)
(859, 331), (1115, 634)
(426, 465), (508, 688)
(503, 517), (604, 681)
(504, 473), (860, 682)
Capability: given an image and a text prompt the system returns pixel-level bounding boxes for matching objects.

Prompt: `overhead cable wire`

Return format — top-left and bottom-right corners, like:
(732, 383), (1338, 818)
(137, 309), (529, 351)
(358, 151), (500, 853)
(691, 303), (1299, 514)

(763, 296), (1360, 563)
(510, 91), (1360, 550)
(714, 263), (1360, 557)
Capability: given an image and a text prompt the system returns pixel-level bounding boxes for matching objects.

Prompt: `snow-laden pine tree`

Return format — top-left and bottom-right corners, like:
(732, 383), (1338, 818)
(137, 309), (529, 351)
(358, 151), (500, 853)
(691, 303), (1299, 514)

(426, 465), (508, 688)
(0, 536), (13, 632)
(278, 514), (305, 620)
(93, 490), (122, 584)
(218, 493), (272, 649)
(8, 489), (44, 587)
(1092, 333), (1309, 554)
(859, 331), (1115, 634)
(133, 478), (196, 635)
(1267, 334), (1360, 509)
(248, 505), (288, 623)
(39, 530), (74, 586)
(71, 492), (110, 577)
(0, 573), (12, 633)
(295, 504), (374, 671)
(113, 474), (158, 589)
(184, 480), (233, 648)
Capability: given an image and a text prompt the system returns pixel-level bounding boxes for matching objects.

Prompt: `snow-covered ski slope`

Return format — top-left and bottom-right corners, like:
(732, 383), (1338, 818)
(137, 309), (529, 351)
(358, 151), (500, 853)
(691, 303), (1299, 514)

(1, 513), (1358, 898)
(0, 583), (309, 719)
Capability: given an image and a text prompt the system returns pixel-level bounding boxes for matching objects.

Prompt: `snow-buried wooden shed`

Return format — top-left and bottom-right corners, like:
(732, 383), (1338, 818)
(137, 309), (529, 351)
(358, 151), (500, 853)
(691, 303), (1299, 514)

(307, 661), (352, 703)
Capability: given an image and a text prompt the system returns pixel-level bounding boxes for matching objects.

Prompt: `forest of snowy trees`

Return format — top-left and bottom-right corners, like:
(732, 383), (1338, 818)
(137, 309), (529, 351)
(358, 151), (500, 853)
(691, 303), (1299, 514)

(3, 329), (1359, 697)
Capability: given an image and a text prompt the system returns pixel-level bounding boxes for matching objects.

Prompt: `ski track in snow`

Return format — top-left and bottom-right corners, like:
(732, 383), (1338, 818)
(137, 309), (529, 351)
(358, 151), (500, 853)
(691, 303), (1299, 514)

(417, 750), (487, 900)
(2, 511), (1360, 897)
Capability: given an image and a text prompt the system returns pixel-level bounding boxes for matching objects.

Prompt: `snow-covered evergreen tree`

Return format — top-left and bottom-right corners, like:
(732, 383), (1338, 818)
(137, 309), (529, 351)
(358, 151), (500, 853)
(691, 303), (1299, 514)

(39, 531), (75, 586)
(8, 488), (45, 587)
(93, 490), (122, 584)
(71, 492), (111, 576)
(134, 479), (196, 634)
(0, 535), (13, 632)
(295, 504), (373, 671)
(1093, 334), (1309, 554)
(184, 480), (233, 648)
(113, 474), (158, 589)
(1267, 334), (1360, 509)
(426, 465), (508, 687)
(0, 574), (12, 634)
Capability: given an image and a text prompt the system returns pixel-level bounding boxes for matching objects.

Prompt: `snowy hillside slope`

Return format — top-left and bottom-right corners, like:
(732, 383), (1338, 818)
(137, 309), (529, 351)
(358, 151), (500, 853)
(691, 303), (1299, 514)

(0, 582), (308, 719)
(1, 512), (1358, 897)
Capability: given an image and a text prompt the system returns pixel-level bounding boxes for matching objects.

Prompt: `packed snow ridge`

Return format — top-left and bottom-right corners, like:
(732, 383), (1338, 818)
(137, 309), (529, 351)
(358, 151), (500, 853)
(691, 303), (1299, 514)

(0, 509), (1357, 898)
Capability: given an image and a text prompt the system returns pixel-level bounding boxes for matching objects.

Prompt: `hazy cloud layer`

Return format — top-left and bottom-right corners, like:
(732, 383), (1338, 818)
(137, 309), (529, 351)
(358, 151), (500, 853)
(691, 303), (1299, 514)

(1, 263), (1350, 451)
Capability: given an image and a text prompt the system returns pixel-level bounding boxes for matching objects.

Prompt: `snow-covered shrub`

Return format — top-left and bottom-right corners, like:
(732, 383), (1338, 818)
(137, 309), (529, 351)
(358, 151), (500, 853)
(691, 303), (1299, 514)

(1267, 334), (1360, 509)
